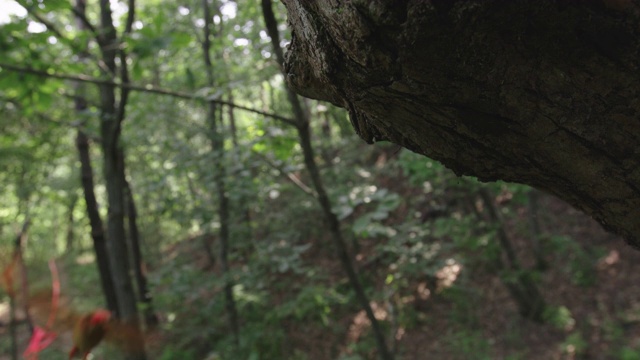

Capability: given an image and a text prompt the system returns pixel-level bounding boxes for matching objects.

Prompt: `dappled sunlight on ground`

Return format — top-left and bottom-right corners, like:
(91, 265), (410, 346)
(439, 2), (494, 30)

(598, 249), (620, 270)
(415, 281), (431, 301)
(346, 301), (388, 347)
(395, 193), (640, 359)
(436, 258), (462, 291)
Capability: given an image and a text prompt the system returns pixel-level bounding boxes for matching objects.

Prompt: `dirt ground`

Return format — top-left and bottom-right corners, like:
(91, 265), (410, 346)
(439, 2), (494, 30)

(2, 191), (640, 360)
(366, 193), (640, 360)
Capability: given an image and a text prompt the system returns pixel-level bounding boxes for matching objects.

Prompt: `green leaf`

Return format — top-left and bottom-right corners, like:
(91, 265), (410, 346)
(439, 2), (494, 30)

(171, 32), (192, 48)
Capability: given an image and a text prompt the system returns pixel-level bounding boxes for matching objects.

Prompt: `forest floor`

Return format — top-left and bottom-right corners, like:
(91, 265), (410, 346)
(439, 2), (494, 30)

(393, 194), (640, 360)
(2, 158), (640, 360)
(145, 160), (640, 360)
(323, 186), (640, 360)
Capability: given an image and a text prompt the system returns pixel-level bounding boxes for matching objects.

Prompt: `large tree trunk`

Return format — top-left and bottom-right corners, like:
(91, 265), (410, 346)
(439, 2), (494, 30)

(280, 0), (640, 247)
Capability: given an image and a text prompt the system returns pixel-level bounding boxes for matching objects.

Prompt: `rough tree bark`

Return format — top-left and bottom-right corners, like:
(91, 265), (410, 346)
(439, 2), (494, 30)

(280, 0), (640, 247)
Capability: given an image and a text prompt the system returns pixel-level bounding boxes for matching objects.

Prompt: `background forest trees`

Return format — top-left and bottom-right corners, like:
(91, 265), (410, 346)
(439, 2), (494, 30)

(1, 1), (640, 360)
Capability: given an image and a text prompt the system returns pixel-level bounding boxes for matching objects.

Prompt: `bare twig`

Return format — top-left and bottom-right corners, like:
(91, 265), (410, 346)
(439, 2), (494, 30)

(0, 62), (298, 126)
(69, 5), (98, 38)
(252, 150), (316, 197)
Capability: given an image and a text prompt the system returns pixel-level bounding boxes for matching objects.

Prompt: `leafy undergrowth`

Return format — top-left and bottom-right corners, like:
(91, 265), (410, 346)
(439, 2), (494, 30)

(3, 145), (640, 360)
(145, 145), (640, 360)
(397, 196), (640, 360)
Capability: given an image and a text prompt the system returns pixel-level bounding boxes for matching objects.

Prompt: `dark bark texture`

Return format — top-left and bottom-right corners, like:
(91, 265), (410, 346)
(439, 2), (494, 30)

(280, 0), (640, 247)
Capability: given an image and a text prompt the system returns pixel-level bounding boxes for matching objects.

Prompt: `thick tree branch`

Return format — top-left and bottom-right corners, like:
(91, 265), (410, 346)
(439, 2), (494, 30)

(281, 0), (640, 247)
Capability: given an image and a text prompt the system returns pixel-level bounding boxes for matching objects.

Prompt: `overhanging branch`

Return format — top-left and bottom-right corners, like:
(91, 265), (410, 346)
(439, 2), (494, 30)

(0, 62), (298, 126)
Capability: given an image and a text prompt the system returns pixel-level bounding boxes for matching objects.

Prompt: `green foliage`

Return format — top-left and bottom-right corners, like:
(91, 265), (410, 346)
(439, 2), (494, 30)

(335, 186), (401, 238)
(0, 336), (11, 359)
(599, 318), (638, 359)
(548, 235), (602, 287)
(441, 285), (481, 326)
(396, 150), (450, 188)
(276, 285), (348, 326)
(267, 241), (312, 274)
(544, 306), (576, 330)
(159, 346), (198, 360)
(0, 2), (636, 360)
(560, 332), (588, 356)
(446, 328), (492, 360)
(337, 355), (365, 360)
(379, 223), (447, 278)
(619, 347), (640, 360)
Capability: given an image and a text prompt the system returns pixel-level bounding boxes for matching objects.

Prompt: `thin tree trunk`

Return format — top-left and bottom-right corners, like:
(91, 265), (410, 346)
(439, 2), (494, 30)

(478, 189), (520, 270)
(262, 1), (393, 359)
(73, 0), (119, 315)
(528, 189), (548, 271)
(185, 175), (218, 268)
(65, 194), (77, 251)
(124, 179), (159, 329)
(228, 92), (239, 148)
(201, 0), (240, 346)
(320, 110), (334, 166)
(228, 91), (253, 231)
(9, 291), (17, 360)
(6, 220), (29, 360)
(96, 0), (146, 358)
(478, 188), (546, 322)
(75, 128), (119, 312)
(16, 221), (33, 335)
